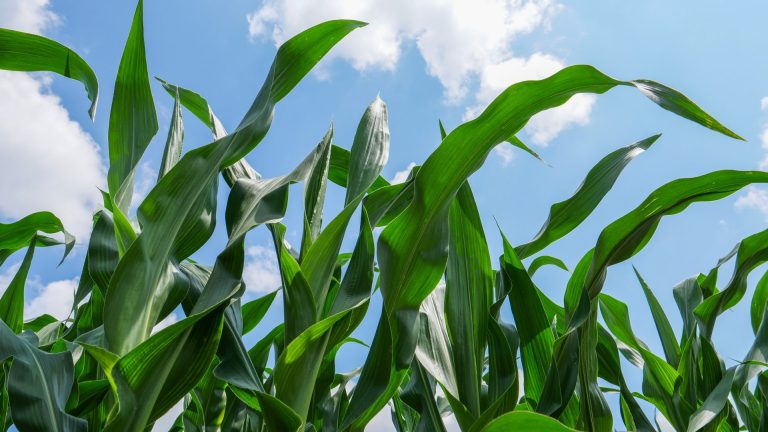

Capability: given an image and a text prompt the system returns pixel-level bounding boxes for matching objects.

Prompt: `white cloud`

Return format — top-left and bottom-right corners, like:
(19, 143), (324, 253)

(25, 278), (77, 320)
(243, 245), (281, 293)
(0, 0), (58, 34)
(761, 97), (768, 111)
(248, 1), (592, 152)
(464, 53), (595, 147)
(735, 186), (768, 220)
(0, 1), (105, 241)
(248, 0), (557, 99)
(391, 162), (416, 184)
(494, 145), (516, 167)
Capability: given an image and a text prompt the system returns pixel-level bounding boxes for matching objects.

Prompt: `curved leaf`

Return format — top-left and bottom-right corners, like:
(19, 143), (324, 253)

(516, 134), (660, 259)
(0, 28), (98, 118)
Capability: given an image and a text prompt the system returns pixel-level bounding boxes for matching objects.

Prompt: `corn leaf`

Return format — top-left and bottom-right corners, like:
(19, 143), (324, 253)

(480, 411), (577, 432)
(107, 0), (158, 211)
(516, 134), (660, 259)
(0, 28), (98, 118)
(0, 239), (35, 333)
(0, 320), (86, 431)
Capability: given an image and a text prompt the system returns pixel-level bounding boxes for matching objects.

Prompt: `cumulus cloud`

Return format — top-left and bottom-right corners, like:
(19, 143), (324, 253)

(248, 0), (591, 150)
(494, 145), (516, 167)
(391, 162), (417, 184)
(735, 187), (768, 220)
(24, 277), (78, 321)
(0, 0), (58, 34)
(0, 0), (105, 241)
(243, 245), (282, 294)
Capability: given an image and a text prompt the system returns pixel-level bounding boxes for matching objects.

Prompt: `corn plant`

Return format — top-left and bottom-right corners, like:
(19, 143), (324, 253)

(0, 2), (766, 431)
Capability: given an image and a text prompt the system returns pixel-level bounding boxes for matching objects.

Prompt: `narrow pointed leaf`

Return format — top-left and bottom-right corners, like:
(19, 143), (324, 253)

(0, 240), (35, 333)
(517, 135), (660, 258)
(107, 0), (158, 211)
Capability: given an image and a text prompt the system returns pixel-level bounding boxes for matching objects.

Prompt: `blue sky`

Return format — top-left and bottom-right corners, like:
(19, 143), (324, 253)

(2, 0), (768, 429)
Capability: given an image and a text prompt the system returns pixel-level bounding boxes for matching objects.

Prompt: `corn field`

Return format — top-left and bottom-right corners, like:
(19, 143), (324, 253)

(1, 2), (767, 431)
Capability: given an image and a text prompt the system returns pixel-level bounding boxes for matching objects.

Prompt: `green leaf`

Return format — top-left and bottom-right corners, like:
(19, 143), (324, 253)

(0, 212), (74, 266)
(328, 145), (390, 191)
(255, 392), (302, 432)
(751, 271), (768, 334)
(528, 255), (569, 276)
(480, 411), (577, 432)
(102, 19), (365, 356)
(0, 239), (36, 332)
(274, 307), (358, 420)
(346, 64), (740, 430)
(444, 181), (492, 417)
(400, 358), (449, 432)
(158, 88), (184, 179)
(694, 227), (768, 337)
(241, 290), (278, 336)
(0, 320), (86, 431)
(300, 127), (333, 258)
(413, 283), (459, 403)
(107, 0), (158, 211)
(595, 327), (655, 431)
(516, 134), (660, 259)
(345, 96), (390, 204)
(476, 320), (519, 430)
(156, 77), (226, 138)
(586, 170), (768, 297)
(505, 135), (547, 164)
(86, 211), (120, 292)
(0, 28), (98, 118)
(499, 230), (553, 407)
(672, 276), (703, 341)
(599, 294), (690, 429)
(633, 267), (681, 367)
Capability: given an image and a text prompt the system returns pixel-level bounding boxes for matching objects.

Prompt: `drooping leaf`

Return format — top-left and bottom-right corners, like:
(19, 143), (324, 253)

(0, 28), (98, 118)
(345, 64), (741, 431)
(586, 170), (768, 298)
(0, 212), (74, 266)
(528, 255), (569, 276)
(694, 227), (768, 337)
